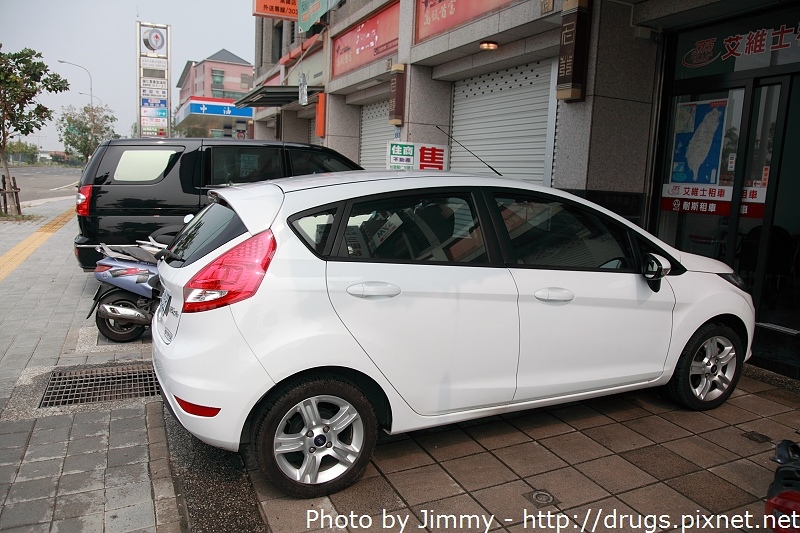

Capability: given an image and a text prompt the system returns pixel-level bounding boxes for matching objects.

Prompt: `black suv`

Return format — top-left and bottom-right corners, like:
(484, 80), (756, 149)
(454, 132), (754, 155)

(74, 138), (361, 269)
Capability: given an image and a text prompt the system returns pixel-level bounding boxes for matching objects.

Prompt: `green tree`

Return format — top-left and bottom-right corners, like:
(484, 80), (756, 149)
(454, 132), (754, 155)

(0, 45), (69, 213)
(6, 139), (38, 164)
(57, 104), (119, 161)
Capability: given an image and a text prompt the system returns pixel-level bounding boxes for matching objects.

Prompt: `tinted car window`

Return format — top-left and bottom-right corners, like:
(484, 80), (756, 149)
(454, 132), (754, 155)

(494, 193), (634, 270)
(94, 145), (184, 184)
(289, 149), (358, 175)
(208, 146), (283, 186)
(291, 207), (339, 255)
(114, 150), (181, 182)
(338, 193), (487, 263)
(167, 202), (248, 267)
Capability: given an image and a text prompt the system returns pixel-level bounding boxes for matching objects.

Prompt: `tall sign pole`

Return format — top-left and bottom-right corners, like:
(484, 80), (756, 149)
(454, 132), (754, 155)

(137, 21), (171, 138)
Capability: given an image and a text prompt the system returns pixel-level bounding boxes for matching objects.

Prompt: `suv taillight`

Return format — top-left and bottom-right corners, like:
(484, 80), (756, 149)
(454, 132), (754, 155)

(76, 185), (92, 216)
(182, 230), (276, 313)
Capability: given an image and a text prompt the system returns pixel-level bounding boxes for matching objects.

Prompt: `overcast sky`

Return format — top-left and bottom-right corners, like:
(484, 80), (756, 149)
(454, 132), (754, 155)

(0, 0), (256, 151)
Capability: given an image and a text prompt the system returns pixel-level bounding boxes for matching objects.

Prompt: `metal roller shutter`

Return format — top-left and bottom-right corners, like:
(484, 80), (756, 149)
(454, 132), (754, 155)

(359, 101), (394, 170)
(451, 60), (556, 184)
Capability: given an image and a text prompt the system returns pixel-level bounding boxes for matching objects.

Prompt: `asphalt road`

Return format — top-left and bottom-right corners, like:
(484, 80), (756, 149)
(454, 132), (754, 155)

(3, 165), (83, 205)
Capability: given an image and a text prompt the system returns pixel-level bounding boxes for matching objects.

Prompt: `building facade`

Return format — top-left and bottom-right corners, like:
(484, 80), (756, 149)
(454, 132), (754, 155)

(175, 49), (255, 138)
(240, 0), (800, 376)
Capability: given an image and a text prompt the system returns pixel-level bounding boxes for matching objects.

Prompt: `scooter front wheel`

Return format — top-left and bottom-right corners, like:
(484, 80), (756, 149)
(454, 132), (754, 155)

(95, 291), (147, 342)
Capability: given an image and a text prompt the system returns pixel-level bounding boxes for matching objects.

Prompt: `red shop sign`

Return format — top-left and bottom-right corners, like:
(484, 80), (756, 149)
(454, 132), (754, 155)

(415, 0), (514, 43)
(660, 197), (732, 216)
(332, 2), (399, 78)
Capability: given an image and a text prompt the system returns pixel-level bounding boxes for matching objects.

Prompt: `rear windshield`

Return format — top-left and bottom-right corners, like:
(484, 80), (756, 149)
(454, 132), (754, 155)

(93, 145), (184, 184)
(166, 202), (247, 267)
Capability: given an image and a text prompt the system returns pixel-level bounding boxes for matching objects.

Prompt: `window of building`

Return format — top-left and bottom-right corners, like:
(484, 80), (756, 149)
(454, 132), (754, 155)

(211, 69), (224, 85)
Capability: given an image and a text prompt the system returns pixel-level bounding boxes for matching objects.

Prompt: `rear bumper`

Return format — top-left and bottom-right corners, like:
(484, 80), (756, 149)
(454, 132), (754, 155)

(152, 307), (275, 451)
(74, 235), (101, 270)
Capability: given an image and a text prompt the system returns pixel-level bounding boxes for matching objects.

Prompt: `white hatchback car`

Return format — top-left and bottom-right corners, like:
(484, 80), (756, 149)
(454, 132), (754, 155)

(152, 171), (755, 497)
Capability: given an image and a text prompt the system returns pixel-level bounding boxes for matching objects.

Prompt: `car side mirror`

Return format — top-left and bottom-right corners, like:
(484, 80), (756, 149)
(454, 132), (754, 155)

(642, 253), (671, 292)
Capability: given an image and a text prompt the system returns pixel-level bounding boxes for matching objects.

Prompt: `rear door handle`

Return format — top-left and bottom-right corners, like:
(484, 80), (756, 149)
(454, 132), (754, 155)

(346, 282), (402, 299)
(534, 287), (575, 302)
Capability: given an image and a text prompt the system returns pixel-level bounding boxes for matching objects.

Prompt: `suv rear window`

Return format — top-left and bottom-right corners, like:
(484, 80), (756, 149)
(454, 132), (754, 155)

(92, 145), (185, 185)
(114, 150), (181, 182)
(167, 202), (247, 267)
(288, 149), (358, 175)
(208, 146), (283, 186)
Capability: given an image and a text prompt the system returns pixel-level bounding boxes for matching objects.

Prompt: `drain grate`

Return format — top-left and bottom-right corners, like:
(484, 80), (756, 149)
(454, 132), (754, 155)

(743, 431), (772, 444)
(40, 364), (160, 407)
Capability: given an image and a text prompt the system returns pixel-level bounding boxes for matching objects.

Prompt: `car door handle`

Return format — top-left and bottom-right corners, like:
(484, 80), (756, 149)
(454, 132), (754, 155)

(346, 282), (402, 299)
(534, 287), (575, 302)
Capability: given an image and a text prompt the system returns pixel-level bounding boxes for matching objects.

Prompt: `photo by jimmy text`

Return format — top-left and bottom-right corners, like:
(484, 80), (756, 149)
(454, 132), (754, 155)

(305, 507), (800, 532)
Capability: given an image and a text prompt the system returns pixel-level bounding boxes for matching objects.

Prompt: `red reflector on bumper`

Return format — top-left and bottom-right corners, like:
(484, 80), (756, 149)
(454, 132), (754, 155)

(175, 396), (221, 417)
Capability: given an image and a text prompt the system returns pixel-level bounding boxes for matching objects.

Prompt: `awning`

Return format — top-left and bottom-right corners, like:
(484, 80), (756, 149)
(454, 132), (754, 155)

(234, 85), (324, 108)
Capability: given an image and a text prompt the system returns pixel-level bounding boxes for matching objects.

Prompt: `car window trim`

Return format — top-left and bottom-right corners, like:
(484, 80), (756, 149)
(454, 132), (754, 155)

(485, 186), (645, 274)
(327, 186), (506, 267)
(287, 201), (347, 259)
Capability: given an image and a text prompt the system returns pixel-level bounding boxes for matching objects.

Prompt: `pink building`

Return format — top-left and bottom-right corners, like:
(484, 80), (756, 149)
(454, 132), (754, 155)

(175, 49), (254, 137)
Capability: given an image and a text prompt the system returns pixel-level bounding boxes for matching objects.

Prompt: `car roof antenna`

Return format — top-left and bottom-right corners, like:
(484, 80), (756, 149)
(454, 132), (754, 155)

(436, 125), (502, 176)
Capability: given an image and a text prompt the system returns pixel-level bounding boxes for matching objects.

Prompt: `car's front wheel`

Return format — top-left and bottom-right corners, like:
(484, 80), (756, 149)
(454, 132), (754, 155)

(666, 323), (744, 410)
(253, 378), (378, 497)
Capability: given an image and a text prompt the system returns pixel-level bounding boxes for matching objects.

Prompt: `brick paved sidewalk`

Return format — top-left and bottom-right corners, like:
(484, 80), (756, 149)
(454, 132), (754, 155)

(0, 198), (182, 532)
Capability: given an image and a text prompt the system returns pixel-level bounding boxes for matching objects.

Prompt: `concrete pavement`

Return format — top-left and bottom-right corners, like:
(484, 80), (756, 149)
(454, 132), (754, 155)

(0, 197), (181, 532)
(1, 194), (799, 533)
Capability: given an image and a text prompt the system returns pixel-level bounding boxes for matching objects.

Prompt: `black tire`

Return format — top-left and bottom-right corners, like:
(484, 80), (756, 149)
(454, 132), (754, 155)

(95, 291), (146, 342)
(253, 379), (378, 498)
(666, 323), (744, 410)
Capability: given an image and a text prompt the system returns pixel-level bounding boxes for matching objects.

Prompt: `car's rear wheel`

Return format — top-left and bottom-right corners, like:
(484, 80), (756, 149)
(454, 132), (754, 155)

(253, 379), (377, 497)
(666, 323), (744, 410)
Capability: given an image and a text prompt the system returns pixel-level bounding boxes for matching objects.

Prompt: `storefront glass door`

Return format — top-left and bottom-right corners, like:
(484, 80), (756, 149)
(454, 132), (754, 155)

(659, 6), (800, 376)
(750, 75), (800, 334)
(657, 88), (744, 260)
(657, 75), (800, 375)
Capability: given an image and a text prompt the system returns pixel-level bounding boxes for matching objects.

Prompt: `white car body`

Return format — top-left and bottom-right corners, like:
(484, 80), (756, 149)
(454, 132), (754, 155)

(152, 171), (755, 456)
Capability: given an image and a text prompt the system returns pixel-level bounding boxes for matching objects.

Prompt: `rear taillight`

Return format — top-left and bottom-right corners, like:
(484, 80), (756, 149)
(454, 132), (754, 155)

(174, 396), (220, 417)
(76, 184), (92, 216)
(765, 491), (800, 533)
(182, 230), (277, 313)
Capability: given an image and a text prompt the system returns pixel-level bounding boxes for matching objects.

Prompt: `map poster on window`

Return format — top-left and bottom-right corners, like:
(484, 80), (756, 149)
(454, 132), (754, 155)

(670, 99), (728, 185)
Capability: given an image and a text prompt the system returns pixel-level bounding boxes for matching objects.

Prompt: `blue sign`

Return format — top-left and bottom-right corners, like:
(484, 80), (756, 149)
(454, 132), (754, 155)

(189, 102), (253, 118)
(141, 107), (169, 118)
(141, 98), (168, 108)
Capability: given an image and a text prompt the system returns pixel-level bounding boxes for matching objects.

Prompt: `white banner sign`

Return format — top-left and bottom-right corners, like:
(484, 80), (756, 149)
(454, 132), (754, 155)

(140, 57), (168, 70)
(141, 77), (168, 89)
(141, 88), (168, 98)
(140, 117), (169, 127)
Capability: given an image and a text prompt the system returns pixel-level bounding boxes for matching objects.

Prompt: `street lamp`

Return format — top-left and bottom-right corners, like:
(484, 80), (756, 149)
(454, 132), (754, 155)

(59, 60), (98, 154)
(58, 59), (93, 106)
(80, 92), (104, 106)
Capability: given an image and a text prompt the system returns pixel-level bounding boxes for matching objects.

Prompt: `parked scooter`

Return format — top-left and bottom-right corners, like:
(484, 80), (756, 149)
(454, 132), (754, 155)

(87, 240), (163, 342)
(766, 440), (800, 533)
